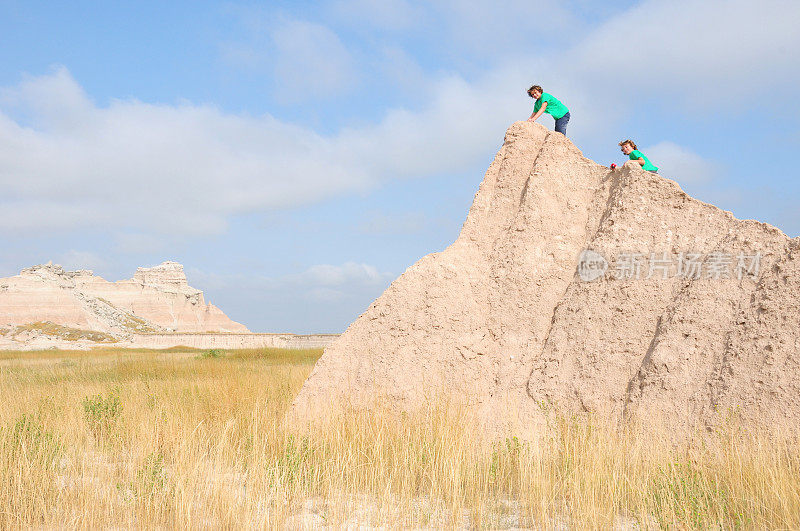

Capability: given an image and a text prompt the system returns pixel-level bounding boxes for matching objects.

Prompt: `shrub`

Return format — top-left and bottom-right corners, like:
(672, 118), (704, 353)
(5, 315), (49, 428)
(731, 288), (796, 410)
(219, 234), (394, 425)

(136, 450), (168, 496)
(197, 349), (225, 359)
(4, 414), (61, 464)
(82, 390), (122, 440)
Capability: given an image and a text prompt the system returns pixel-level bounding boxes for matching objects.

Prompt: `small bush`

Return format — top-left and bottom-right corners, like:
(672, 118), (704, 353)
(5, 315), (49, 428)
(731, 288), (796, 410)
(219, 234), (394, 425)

(136, 450), (168, 496)
(82, 390), (122, 440)
(197, 348), (225, 359)
(4, 414), (61, 464)
(115, 451), (170, 503)
(649, 460), (739, 528)
(270, 435), (313, 489)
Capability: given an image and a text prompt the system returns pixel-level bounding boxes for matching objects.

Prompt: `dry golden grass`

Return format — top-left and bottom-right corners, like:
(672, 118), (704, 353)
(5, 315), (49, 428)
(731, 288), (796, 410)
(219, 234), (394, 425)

(1, 346), (799, 528)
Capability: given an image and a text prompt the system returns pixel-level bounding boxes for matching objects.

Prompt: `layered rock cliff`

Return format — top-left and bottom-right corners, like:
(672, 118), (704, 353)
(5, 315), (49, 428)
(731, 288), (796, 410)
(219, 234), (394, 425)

(0, 261), (248, 347)
(292, 121), (799, 437)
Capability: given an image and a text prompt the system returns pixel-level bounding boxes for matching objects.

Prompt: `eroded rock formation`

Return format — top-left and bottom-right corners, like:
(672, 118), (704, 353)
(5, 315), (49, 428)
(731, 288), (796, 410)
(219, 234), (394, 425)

(0, 261), (248, 348)
(292, 121), (800, 437)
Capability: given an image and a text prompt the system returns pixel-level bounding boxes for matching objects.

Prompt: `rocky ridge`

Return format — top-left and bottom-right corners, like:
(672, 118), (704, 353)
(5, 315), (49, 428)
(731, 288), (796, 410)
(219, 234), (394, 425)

(292, 121), (800, 438)
(0, 261), (248, 348)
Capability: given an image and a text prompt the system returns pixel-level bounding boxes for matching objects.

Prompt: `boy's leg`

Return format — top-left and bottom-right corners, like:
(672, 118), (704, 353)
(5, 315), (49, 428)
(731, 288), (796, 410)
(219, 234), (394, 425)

(554, 112), (570, 135)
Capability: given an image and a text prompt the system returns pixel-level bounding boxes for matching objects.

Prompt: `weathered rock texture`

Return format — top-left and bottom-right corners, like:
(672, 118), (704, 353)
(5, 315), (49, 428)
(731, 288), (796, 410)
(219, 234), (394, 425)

(293, 121), (800, 437)
(0, 261), (249, 348)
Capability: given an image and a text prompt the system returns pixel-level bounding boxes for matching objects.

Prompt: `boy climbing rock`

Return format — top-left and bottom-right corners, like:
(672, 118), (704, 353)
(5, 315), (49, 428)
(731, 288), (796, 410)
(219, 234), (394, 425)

(527, 85), (570, 136)
(617, 139), (658, 173)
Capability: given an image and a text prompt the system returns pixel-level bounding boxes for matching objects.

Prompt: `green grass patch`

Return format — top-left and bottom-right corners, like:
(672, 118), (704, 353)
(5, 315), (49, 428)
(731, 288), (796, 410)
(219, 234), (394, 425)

(197, 348), (226, 359)
(83, 389), (123, 443)
(3, 414), (61, 465)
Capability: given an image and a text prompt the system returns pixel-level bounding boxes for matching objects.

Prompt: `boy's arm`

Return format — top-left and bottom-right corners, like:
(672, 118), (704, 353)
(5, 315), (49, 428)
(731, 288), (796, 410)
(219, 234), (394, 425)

(636, 157), (646, 166)
(528, 101), (547, 121)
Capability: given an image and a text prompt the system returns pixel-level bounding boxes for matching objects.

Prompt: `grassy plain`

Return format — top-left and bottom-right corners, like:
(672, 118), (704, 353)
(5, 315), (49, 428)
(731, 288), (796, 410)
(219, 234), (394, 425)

(1, 347), (799, 528)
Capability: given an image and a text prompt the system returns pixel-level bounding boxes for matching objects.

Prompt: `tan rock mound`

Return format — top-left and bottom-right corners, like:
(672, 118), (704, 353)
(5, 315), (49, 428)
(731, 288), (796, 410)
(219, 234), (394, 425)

(0, 261), (248, 348)
(292, 121), (799, 438)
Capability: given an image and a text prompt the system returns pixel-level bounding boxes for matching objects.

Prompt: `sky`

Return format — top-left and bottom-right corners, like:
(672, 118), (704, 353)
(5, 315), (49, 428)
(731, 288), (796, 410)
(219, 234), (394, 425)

(1, 0), (798, 333)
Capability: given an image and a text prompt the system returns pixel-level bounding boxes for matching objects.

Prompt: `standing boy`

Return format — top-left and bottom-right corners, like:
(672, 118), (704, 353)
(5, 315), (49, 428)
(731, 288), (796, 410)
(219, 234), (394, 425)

(527, 85), (570, 136)
(618, 140), (659, 173)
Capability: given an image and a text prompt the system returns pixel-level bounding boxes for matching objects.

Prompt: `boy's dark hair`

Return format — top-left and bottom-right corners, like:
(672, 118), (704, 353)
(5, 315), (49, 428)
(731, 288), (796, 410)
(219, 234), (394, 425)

(619, 139), (638, 150)
(527, 85), (543, 97)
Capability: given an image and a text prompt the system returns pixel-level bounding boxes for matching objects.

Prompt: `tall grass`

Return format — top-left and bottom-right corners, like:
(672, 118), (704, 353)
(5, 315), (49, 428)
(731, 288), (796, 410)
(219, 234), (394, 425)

(0, 347), (798, 528)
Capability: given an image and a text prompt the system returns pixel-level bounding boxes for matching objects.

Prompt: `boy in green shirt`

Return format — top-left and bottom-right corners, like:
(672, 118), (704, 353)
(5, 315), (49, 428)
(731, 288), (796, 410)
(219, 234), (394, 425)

(618, 139), (658, 173)
(527, 85), (571, 136)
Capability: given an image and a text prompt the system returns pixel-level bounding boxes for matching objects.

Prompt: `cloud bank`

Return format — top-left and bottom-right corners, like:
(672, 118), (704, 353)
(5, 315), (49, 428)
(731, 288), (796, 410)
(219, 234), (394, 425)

(5, 0), (798, 238)
(0, 67), (524, 236)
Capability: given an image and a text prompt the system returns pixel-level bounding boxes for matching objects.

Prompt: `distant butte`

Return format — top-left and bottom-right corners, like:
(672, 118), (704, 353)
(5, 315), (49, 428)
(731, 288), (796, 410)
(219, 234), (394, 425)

(0, 261), (248, 348)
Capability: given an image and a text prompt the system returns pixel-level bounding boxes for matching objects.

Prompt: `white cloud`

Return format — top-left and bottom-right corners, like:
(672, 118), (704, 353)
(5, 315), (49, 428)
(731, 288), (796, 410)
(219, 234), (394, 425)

(430, 0), (577, 55)
(188, 261), (392, 294)
(0, 67), (93, 128)
(56, 250), (108, 272)
(113, 232), (170, 254)
(271, 19), (357, 102)
(336, 68), (533, 177)
(4, 0), (798, 239)
(293, 262), (387, 287)
(217, 41), (264, 70)
(216, 11), (358, 102)
(0, 201), (106, 231)
(305, 287), (349, 303)
(0, 66), (530, 236)
(330, 0), (582, 51)
(641, 141), (719, 184)
(377, 46), (431, 97)
(0, 67), (371, 234)
(185, 262), (395, 331)
(358, 210), (427, 234)
(568, 0), (800, 105)
(331, 0), (420, 31)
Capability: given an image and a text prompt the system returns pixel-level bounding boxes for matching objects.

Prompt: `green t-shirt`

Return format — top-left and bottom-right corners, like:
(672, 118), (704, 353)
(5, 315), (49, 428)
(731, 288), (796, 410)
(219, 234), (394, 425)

(629, 149), (658, 172)
(533, 92), (569, 119)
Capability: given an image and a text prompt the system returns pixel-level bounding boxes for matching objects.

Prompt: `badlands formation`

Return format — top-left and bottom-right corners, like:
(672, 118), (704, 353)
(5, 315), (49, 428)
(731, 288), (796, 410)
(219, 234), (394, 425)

(0, 261), (248, 349)
(293, 121), (800, 437)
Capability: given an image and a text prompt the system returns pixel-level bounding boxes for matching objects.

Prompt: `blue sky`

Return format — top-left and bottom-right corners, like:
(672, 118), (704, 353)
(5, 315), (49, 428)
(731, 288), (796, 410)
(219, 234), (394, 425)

(1, 0), (798, 333)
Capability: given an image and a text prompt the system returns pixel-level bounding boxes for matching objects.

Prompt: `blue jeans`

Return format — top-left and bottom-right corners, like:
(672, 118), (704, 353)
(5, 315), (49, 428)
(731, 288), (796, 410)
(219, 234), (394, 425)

(554, 111), (570, 136)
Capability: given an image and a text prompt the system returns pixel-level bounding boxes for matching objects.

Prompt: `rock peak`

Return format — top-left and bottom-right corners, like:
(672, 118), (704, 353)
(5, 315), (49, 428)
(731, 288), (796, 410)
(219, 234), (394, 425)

(21, 263), (94, 282)
(132, 261), (192, 289)
(292, 121), (799, 440)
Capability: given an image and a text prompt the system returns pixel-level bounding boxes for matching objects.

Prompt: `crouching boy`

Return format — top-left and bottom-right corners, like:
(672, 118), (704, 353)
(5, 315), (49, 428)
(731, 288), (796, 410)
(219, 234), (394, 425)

(527, 85), (570, 136)
(618, 139), (658, 173)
